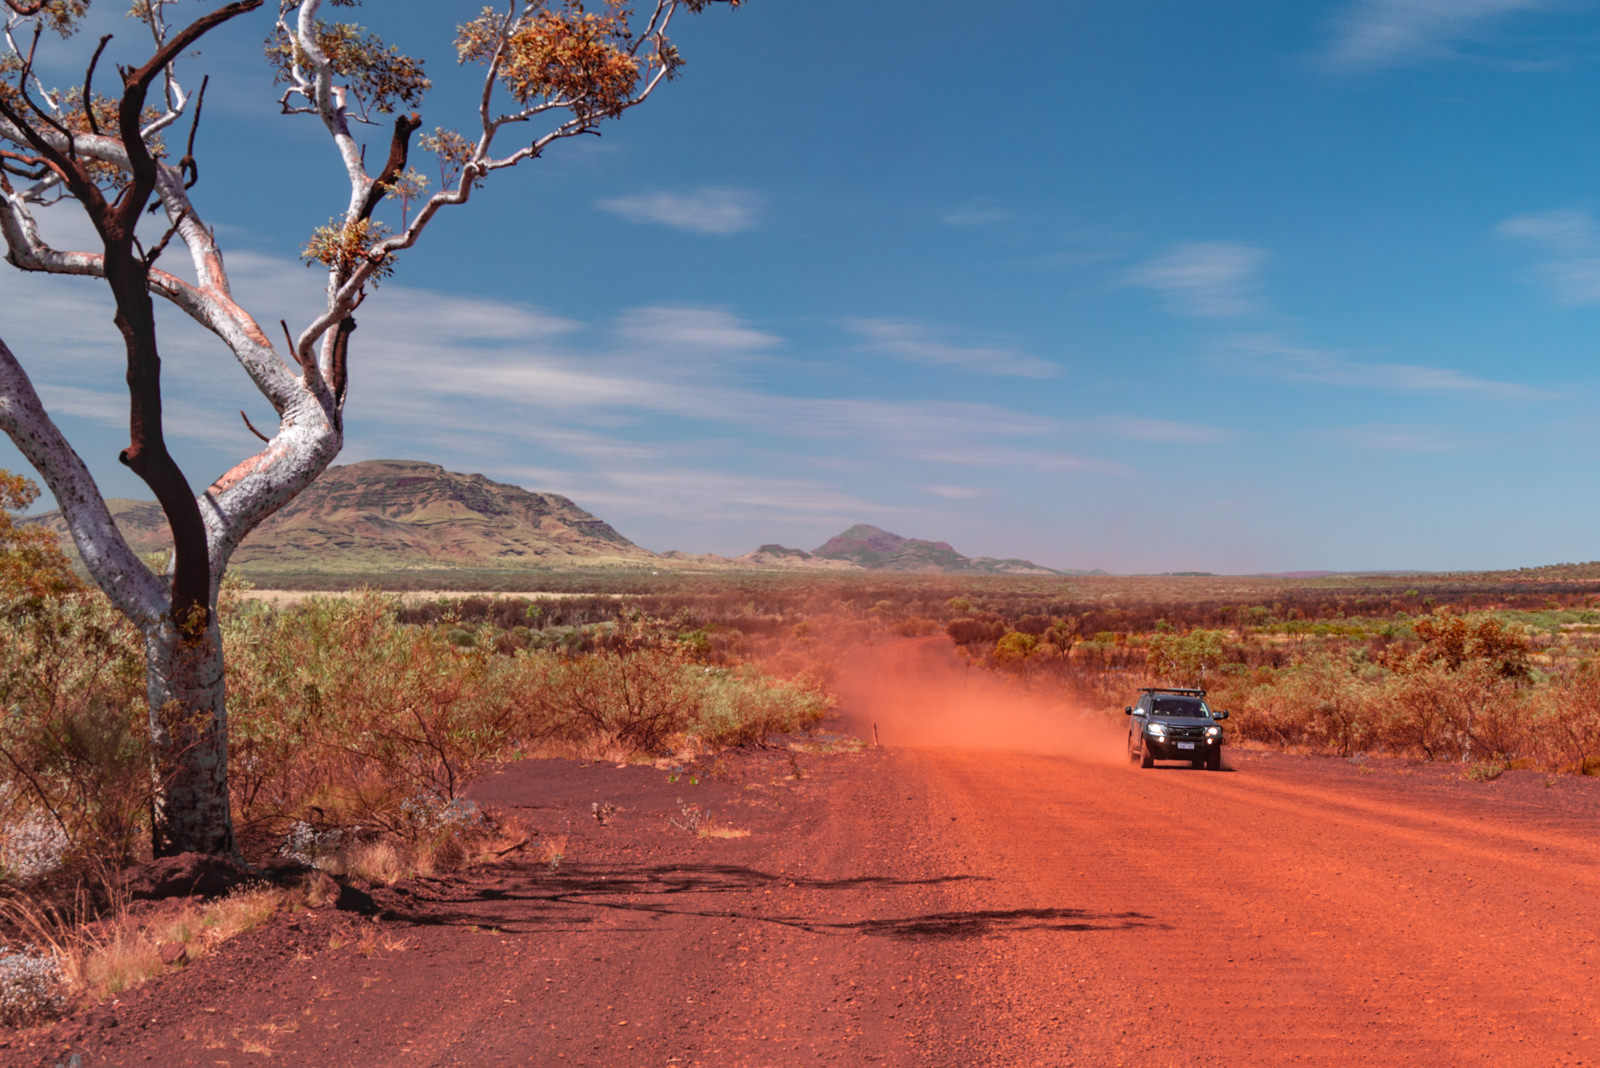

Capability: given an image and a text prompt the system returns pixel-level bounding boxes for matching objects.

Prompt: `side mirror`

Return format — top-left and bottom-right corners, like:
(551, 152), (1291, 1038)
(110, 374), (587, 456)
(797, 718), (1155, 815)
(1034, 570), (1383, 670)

(1124, 706), (1133, 715)
(1213, 710), (1229, 720)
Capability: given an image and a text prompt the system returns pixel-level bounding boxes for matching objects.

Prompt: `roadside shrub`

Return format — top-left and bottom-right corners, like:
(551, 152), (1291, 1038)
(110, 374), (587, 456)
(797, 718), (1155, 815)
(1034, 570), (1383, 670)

(1537, 660), (1600, 773)
(224, 594), (526, 832)
(0, 474), (147, 879)
(946, 617), (1004, 646)
(691, 667), (831, 748)
(0, 944), (67, 1026)
(994, 630), (1038, 667)
(534, 646), (700, 757)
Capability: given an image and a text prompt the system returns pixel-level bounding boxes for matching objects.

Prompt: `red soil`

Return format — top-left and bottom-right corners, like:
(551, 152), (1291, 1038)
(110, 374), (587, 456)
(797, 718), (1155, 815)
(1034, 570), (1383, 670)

(8, 640), (1599, 1066)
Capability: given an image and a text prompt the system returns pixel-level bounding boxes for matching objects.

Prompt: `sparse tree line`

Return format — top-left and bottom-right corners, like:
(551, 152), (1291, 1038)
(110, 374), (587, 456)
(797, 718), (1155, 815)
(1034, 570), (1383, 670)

(12, 485), (1600, 890)
(942, 593), (1600, 776)
(0, 475), (827, 889)
(333, 571), (1600, 777)
(0, 0), (746, 860)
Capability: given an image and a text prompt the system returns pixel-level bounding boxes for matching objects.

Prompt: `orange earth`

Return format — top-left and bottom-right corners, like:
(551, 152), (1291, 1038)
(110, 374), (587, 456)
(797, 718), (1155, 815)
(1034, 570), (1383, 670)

(9, 639), (1599, 1067)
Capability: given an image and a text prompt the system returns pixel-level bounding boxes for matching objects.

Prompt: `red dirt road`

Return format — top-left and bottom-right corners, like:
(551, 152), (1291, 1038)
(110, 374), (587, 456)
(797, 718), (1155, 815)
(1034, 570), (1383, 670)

(13, 642), (1600, 1066)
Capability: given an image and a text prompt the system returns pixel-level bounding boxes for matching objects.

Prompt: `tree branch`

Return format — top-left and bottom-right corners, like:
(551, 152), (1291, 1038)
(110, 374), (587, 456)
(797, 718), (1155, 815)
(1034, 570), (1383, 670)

(239, 410), (269, 443)
(81, 34), (112, 138)
(0, 334), (164, 625)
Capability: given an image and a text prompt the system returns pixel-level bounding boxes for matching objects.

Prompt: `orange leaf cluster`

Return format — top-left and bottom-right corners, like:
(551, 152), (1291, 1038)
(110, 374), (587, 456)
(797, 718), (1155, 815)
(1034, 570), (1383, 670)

(458, 2), (640, 119)
(300, 216), (395, 284)
(0, 470), (79, 607)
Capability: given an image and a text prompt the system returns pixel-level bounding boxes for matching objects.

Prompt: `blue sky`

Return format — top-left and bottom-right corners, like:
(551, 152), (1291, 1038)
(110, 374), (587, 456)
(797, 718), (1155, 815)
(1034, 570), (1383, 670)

(7, 0), (1600, 573)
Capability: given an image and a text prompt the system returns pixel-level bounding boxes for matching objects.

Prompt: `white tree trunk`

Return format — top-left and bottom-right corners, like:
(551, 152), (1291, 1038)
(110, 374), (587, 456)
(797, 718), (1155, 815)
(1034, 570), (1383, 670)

(144, 616), (235, 857)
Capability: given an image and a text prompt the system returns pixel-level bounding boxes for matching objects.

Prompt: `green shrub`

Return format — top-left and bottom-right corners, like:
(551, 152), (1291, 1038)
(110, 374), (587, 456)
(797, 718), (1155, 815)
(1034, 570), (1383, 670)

(691, 667), (830, 748)
(0, 475), (147, 878)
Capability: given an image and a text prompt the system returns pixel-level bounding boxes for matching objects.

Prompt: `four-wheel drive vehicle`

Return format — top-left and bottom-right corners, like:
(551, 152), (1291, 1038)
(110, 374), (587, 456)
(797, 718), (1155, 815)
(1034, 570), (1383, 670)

(1125, 687), (1229, 770)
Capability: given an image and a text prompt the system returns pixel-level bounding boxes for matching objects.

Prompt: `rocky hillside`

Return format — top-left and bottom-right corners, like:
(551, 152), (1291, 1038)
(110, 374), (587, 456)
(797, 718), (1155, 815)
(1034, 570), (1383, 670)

(29, 460), (653, 574)
(807, 524), (1059, 574)
(733, 544), (858, 571)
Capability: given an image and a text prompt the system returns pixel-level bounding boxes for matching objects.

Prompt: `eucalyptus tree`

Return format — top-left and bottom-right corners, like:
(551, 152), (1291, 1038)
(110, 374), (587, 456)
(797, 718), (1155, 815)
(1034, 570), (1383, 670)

(0, 0), (741, 857)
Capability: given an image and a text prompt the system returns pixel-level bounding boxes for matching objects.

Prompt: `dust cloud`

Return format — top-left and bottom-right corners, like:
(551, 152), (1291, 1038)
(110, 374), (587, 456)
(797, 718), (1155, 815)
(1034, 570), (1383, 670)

(828, 637), (1126, 764)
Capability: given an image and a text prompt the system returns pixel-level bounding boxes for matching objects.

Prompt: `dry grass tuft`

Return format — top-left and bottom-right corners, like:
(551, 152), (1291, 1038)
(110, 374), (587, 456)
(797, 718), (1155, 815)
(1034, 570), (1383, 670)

(1, 882), (288, 1009)
(315, 840), (408, 886)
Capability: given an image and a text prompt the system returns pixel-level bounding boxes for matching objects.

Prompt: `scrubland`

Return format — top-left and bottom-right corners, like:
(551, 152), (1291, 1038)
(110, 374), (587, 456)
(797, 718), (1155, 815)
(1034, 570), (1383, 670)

(6, 483), (1600, 1021)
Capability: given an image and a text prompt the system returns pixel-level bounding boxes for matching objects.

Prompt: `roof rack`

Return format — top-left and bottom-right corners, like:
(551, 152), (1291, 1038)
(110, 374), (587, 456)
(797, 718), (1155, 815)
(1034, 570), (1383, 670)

(1140, 686), (1207, 697)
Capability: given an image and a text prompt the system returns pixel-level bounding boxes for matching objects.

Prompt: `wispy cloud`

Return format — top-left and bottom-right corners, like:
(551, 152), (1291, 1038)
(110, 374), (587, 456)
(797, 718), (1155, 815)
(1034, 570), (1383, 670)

(1070, 416), (1231, 445)
(1332, 425), (1462, 452)
(908, 444), (1127, 476)
(923, 484), (994, 500)
(1223, 333), (1551, 400)
(845, 318), (1058, 379)
(1496, 208), (1600, 304)
(1125, 242), (1268, 318)
(596, 186), (763, 234)
(1, 239), (1126, 542)
(938, 200), (1013, 227)
(1320, 0), (1552, 71)
(614, 305), (779, 355)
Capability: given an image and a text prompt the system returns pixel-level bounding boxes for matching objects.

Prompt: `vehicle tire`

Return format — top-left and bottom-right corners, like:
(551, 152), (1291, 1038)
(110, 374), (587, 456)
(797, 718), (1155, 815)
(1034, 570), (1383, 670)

(1127, 735), (1140, 763)
(1139, 741), (1154, 769)
(1205, 748), (1221, 771)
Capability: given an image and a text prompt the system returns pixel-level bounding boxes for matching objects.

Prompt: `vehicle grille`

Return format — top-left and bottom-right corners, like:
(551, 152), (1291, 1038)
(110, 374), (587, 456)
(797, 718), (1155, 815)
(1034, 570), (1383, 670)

(1163, 725), (1207, 739)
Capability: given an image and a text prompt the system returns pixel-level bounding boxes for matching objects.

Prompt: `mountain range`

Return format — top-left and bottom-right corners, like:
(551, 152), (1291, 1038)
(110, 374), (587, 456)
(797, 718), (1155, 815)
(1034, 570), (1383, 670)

(26, 459), (1074, 577)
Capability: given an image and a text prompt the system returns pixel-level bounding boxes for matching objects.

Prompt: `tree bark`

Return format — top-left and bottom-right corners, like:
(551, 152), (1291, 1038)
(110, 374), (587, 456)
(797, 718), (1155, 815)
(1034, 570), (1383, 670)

(144, 616), (235, 857)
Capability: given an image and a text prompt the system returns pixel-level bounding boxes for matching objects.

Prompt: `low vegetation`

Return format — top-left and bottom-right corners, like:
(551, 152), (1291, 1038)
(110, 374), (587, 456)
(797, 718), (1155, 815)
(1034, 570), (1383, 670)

(9, 466), (1600, 1023)
(0, 475), (832, 1023)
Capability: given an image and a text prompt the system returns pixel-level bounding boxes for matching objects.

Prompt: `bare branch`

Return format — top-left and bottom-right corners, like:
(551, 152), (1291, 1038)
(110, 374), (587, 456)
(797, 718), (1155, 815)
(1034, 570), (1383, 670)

(239, 409), (269, 443)
(0, 333), (164, 625)
(355, 110), (421, 224)
(179, 74), (208, 188)
(141, 206), (187, 268)
(81, 34), (111, 137)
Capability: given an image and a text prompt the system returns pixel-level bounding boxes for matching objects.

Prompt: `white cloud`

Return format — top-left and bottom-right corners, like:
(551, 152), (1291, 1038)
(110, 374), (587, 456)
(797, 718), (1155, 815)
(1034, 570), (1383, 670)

(1496, 208), (1600, 304)
(1223, 333), (1551, 400)
(596, 186), (763, 234)
(1125, 242), (1268, 318)
(846, 318), (1058, 379)
(615, 306), (779, 355)
(1, 239), (1125, 544)
(1321, 0), (1551, 71)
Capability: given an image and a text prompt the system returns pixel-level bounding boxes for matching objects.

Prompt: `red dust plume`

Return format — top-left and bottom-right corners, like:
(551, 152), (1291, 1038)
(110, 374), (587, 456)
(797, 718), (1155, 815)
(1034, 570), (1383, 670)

(828, 637), (1125, 764)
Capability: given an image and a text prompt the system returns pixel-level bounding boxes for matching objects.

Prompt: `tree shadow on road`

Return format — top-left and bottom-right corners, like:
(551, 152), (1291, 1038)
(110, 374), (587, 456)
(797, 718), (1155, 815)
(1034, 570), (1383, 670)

(824, 907), (1163, 940)
(369, 861), (1163, 942)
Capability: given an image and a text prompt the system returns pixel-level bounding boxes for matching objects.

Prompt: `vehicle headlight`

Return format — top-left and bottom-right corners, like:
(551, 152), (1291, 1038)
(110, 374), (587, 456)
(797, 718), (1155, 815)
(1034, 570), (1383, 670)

(1147, 723), (1167, 737)
(1206, 726), (1222, 738)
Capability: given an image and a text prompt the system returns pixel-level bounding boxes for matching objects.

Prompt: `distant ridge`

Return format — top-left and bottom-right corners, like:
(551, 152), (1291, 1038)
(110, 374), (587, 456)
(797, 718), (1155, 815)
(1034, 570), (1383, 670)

(807, 524), (1061, 575)
(733, 544), (858, 571)
(24, 464), (1091, 578)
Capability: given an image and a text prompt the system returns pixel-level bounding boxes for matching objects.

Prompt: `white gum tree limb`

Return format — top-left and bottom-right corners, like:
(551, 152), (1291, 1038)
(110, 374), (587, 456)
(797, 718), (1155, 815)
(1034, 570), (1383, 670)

(0, 0), (745, 857)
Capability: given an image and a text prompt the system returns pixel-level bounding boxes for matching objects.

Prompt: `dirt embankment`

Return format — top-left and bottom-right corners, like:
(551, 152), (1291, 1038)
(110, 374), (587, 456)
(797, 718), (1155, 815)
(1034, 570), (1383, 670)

(10, 641), (1600, 1066)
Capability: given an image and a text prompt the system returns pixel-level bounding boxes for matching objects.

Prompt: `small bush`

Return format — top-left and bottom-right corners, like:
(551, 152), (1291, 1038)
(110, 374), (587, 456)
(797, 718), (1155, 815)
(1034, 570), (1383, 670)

(0, 945), (67, 1026)
(691, 667), (831, 748)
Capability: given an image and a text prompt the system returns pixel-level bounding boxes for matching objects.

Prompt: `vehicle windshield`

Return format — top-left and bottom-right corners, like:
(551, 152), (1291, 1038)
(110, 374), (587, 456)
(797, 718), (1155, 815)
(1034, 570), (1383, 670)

(1150, 697), (1210, 718)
